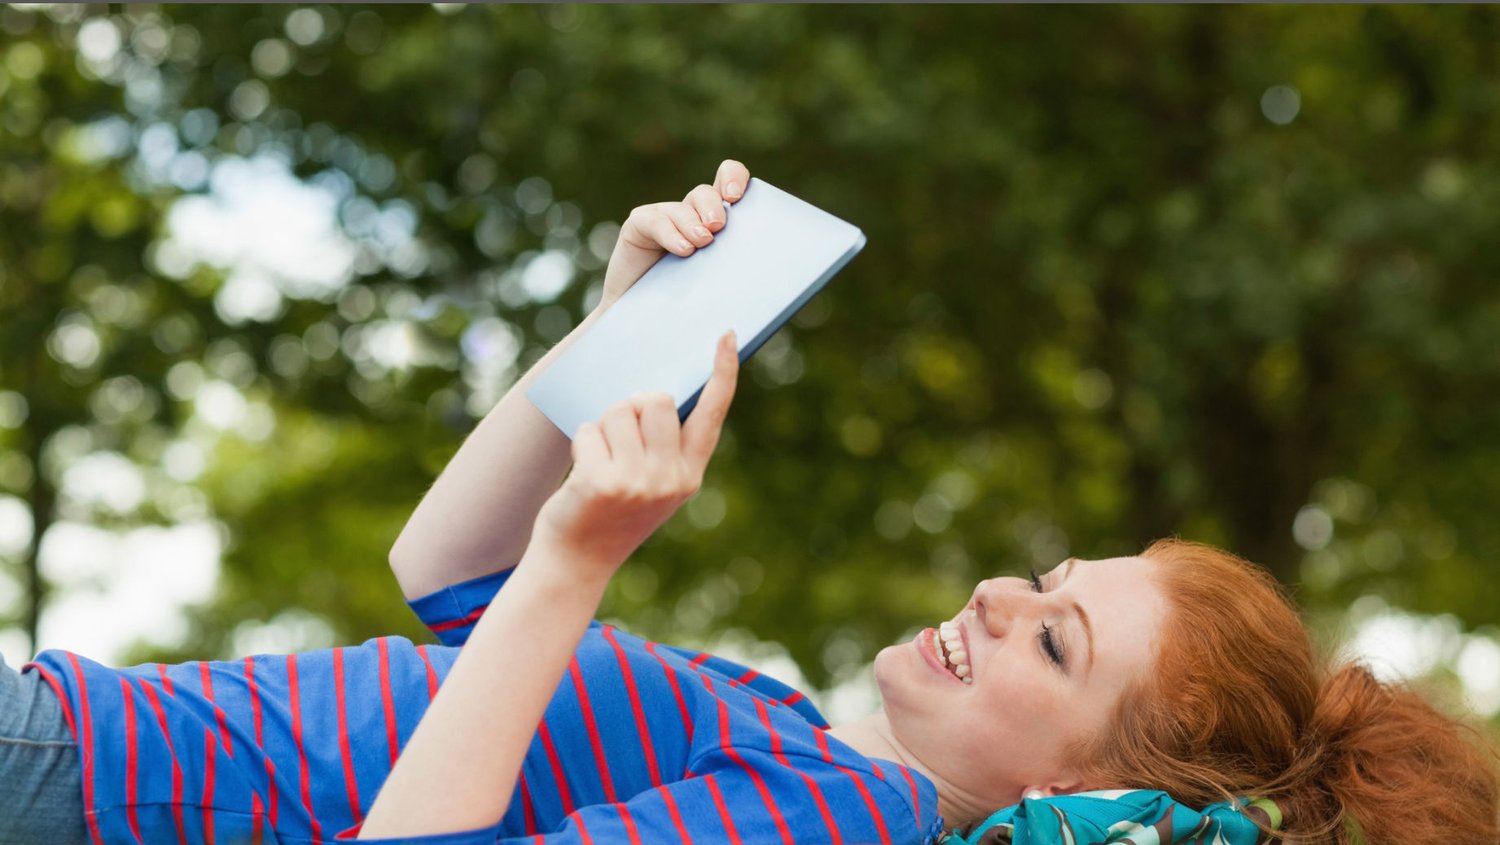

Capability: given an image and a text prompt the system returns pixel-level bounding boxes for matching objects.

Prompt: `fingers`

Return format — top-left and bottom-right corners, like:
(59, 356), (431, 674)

(661, 202), (715, 252)
(580, 394), (693, 504)
(622, 203), (696, 258)
(682, 331), (739, 469)
(684, 184), (728, 232)
(623, 201), (711, 258)
(713, 159), (751, 203)
(617, 161), (749, 263)
(635, 392), (682, 460)
(599, 401), (645, 468)
(571, 421), (611, 466)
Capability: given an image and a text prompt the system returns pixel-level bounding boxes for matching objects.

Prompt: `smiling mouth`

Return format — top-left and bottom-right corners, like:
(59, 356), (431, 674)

(935, 622), (973, 684)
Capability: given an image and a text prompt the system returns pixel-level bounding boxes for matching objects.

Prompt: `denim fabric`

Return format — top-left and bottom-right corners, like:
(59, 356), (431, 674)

(0, 652), (86, 845)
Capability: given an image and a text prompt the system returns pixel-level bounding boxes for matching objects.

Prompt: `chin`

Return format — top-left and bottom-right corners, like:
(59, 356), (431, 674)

(870, 646), (895, 690)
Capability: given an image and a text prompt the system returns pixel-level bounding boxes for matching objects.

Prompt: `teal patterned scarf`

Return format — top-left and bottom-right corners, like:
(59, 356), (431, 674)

(942, 789), (1283, 845)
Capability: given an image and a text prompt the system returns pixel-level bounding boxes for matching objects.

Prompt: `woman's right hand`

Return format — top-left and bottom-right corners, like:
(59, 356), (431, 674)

(598, 159), (751, 310)
(530, 330), (739, 578)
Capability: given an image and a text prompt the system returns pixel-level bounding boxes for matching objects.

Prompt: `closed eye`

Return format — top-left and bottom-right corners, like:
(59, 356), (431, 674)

(1028, 568), (1066, 668)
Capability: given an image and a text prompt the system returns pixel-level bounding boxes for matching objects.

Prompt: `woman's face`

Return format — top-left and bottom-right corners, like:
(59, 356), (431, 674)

(873, 555), (1165, 810)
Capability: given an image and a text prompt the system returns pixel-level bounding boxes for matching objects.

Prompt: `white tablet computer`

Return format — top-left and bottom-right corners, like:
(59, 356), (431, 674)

(528, 177), (865, 437)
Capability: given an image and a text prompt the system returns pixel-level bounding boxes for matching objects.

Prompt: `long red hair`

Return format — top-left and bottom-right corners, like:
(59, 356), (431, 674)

(1071, 538), (1499, 844)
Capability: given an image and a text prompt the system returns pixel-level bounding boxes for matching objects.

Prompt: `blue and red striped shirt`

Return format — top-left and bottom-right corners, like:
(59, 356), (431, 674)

(25, 568), (943, 844)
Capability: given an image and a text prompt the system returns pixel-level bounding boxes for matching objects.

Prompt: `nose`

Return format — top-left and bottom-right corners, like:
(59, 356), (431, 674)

(971, 576), (1034, 639)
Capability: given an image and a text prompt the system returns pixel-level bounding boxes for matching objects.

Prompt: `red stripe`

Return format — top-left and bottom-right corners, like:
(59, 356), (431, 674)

(251, 791), (265, 845)
(266, 758), (280, 828)
(416, 645), (439, 700)
(616, 803), (644, 845)
(833, 765), (893, 845)
(575, 815), (595, 845)
(700, 676), (793, 845)
(781, 690), (805, 707)
(377, 638), (399, 766)
(658, 784), (694, 844)
(243, 657), (279, 827)
(29, 666), (101, 845)
(333, 648), (363, 823)
(536, 718), (575, 815)
(136, 680), (188, 845)
(567, 656), (618, 802)
(736, 668), (761, 684)
(27, 666), (78, 740)
(601, 626), (661, 786)
(898, 766), (922, 820)
(811, 721), (891, 839)
(813, 727), (834, 762)
(753, 698), (841, 844)
(198, 662), (234, 758)
(120, 680), (144, 844)
(518, 772), (538, 835)
(202, 728), (217, 845)
(703, 774), (743, 845)
(428, 604), (488, 633)
(690, 653), (711, 667)
(157, 663), (176, 696)
(244, 658), (263, 744)
(644, 642), (696, 748)
(64, 654), (106, 845)
(288, 655), (325, 844)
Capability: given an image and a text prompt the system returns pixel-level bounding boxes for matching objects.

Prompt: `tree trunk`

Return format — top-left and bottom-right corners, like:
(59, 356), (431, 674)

(23, 434), (52, 655)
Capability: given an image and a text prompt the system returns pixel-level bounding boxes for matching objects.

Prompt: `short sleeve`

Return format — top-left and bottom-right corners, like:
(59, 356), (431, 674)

(406, 568), (514, 647)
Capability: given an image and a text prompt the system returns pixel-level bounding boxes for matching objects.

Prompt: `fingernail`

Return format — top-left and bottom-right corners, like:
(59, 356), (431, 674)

(676, 239), (692, 252)
(693, 226), (710, 239)
(726, 182), (741, 199)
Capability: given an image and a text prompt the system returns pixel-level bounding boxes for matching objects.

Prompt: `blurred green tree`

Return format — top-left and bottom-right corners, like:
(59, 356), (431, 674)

(3, 5), (1499, 698)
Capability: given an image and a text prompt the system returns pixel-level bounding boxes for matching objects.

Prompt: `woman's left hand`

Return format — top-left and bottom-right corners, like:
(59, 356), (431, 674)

(531, 330), (739, 578)
(599, 159), (751, 310)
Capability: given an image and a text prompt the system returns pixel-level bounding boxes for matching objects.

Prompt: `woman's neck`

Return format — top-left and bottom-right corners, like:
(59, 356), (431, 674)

(826, 713), (990, 828)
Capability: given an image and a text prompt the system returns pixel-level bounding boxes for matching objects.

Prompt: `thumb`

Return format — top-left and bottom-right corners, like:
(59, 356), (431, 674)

(682, 331), (739, 468)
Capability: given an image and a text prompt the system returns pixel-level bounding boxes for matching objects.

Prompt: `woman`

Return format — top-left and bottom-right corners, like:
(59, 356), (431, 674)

(6, 162), (1497, 845)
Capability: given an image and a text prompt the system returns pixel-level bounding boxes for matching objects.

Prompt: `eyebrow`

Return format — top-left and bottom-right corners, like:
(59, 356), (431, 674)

(1062, 558), (1096, 675)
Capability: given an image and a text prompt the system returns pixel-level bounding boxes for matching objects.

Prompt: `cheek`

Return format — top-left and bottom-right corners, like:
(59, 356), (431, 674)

(955, 662), (1072, 754)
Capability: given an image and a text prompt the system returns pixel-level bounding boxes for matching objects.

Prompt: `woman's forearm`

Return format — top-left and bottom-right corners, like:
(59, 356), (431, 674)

(388, 306), (606, 600)
(364, 322), (739, 841)
(391, 160), (749, 600)
(359, 540), (611, 839)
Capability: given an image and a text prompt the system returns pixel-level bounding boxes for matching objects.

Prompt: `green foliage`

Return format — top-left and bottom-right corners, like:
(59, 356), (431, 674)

(4, 6), (1500, 697)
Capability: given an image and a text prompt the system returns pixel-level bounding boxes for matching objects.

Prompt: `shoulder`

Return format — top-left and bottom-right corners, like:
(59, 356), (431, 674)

(688, 704), (940, 843)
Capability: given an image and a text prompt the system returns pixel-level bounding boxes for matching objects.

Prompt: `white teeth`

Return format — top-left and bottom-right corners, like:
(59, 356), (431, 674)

(932, 624), (972, 682)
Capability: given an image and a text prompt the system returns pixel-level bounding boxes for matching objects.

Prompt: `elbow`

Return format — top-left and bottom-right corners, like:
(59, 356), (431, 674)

(387, 533), (429, 601)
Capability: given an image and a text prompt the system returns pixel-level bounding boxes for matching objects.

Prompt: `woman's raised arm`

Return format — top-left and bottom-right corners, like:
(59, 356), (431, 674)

(357, 333), (739, 841)
(387, 160), (750, 599)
